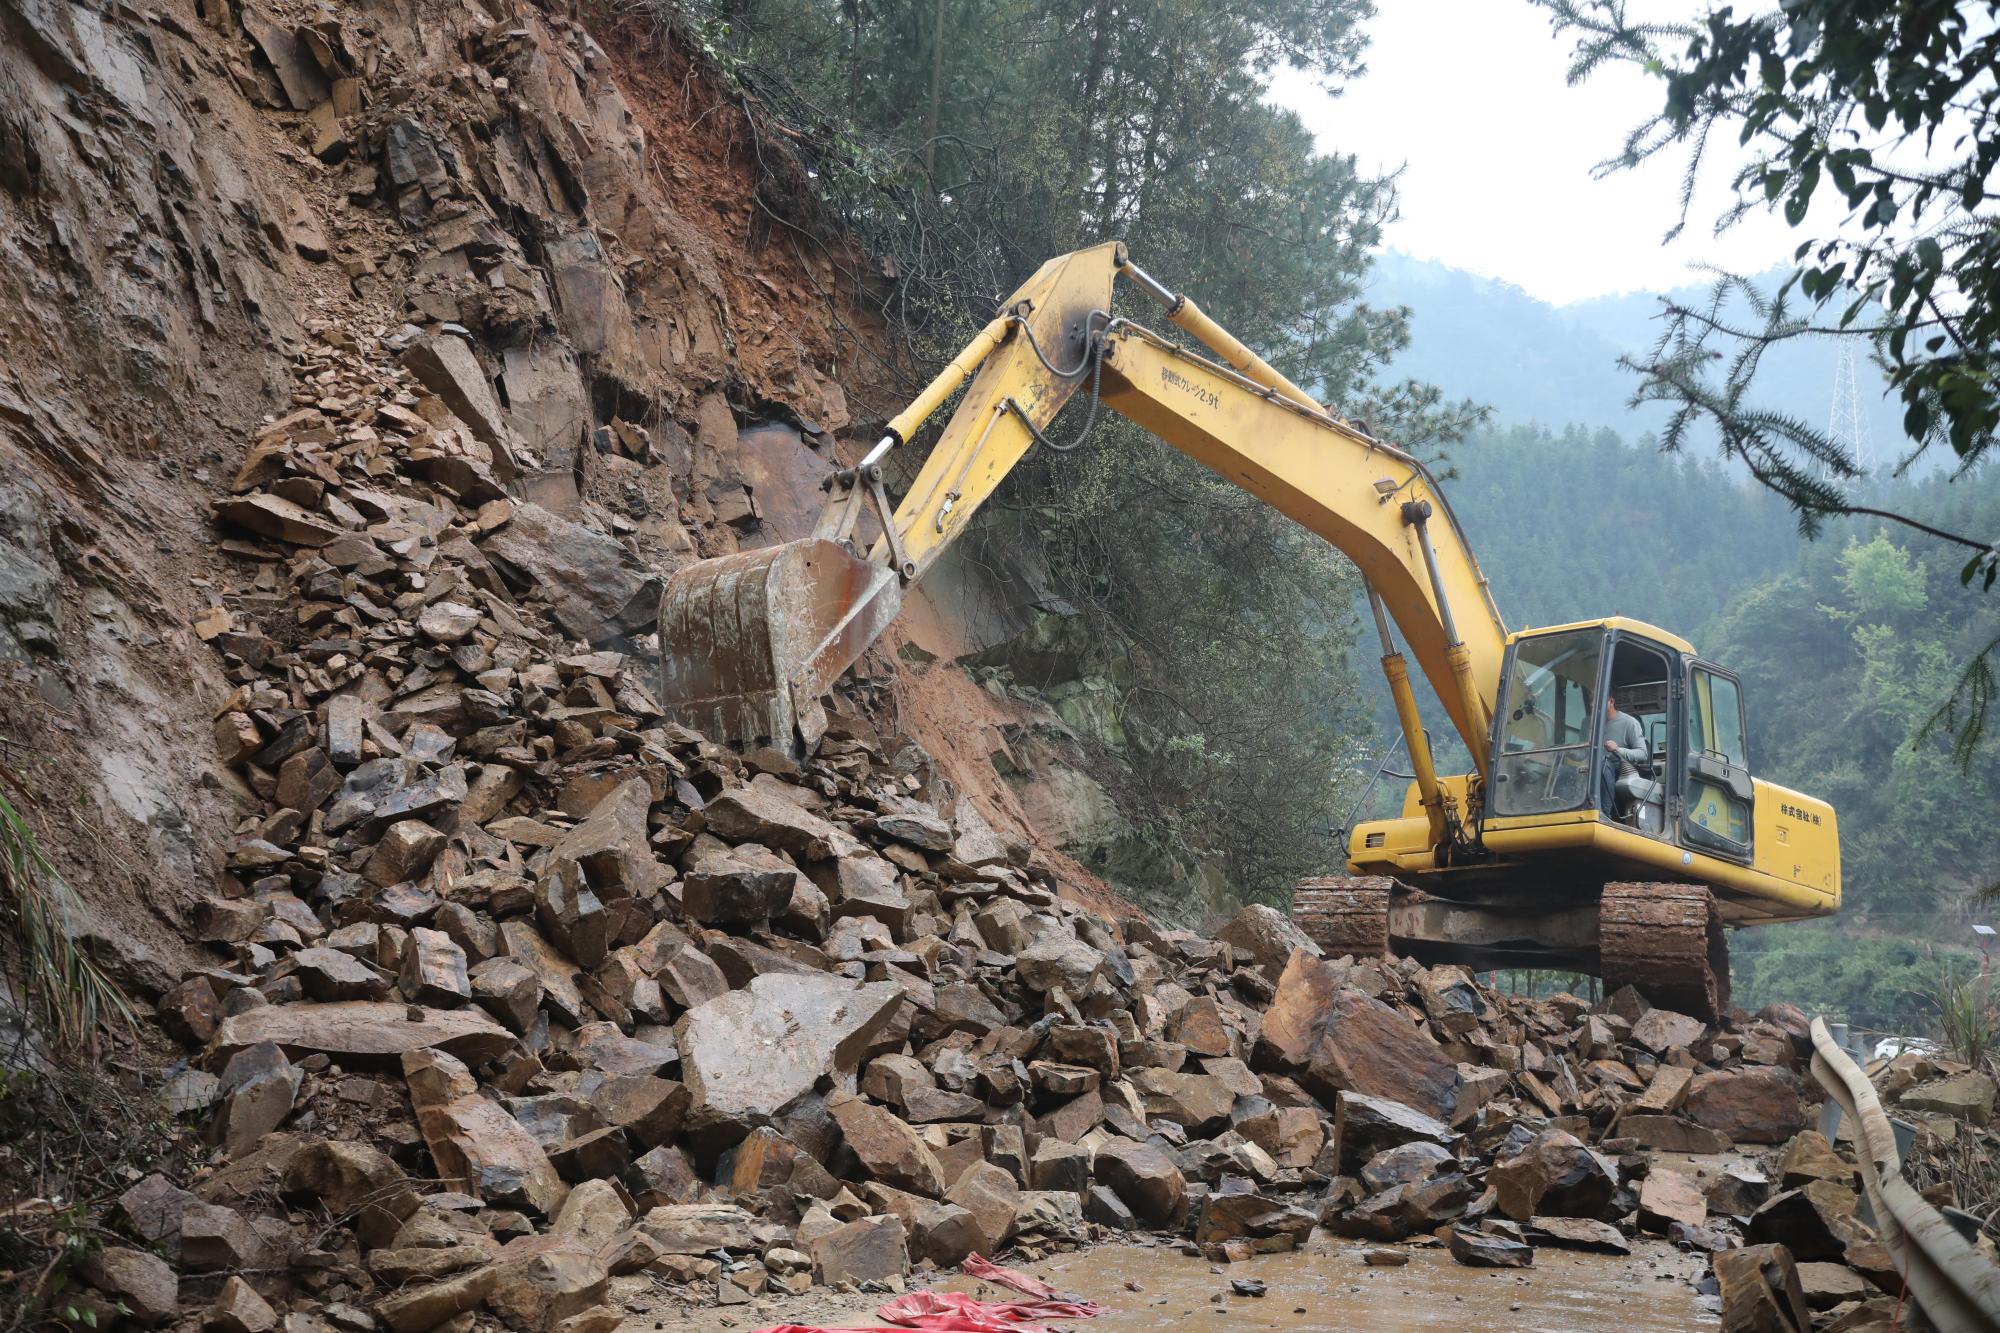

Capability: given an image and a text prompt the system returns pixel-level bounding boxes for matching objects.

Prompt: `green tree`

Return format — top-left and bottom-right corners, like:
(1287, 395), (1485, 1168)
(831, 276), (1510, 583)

(1529, 0), (2000, 748)
(669, 0), (1479, 905)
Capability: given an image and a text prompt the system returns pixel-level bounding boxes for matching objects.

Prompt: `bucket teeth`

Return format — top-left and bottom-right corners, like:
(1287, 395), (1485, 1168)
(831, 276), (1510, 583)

(658, 538), (902, 758)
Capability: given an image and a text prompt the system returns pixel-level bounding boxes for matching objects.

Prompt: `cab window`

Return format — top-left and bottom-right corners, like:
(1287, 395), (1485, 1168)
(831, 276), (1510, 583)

(1492, 630), (1601, 816)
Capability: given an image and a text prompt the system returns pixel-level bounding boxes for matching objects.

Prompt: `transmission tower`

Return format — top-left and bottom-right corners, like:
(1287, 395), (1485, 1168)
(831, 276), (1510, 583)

(1825, 340), (1872, 477)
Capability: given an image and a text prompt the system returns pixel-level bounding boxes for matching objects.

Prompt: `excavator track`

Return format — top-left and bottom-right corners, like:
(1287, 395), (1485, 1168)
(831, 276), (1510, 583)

(1293, 875), (1395, 959)
(1293, 875), (1732, 1022)
(1599, 882), (1731, 1021)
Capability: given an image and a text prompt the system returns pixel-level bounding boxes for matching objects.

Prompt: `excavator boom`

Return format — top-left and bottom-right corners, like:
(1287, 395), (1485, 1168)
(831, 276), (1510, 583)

(658, 242), (1505, 775)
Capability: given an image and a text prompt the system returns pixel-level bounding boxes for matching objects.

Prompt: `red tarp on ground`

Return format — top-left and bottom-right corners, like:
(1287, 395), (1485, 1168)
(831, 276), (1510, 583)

(752, 1256), (1107, 1333)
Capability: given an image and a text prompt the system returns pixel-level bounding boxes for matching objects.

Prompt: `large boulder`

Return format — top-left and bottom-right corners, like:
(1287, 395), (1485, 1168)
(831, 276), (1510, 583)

(676, 975), (903, 1142)
(1255, 952), (1460, 1120)
(828, 1095), (945, 1197)
(1684, 1067), (1805, 1144)
(1214, 905), (1321, 979)
(1092, 1139), (1188, 1229)
(1487, 1129), (1618, 1222)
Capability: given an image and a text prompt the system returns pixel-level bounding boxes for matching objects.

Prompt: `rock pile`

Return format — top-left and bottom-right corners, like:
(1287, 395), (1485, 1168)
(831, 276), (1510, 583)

(88, 332), (1956, 1332)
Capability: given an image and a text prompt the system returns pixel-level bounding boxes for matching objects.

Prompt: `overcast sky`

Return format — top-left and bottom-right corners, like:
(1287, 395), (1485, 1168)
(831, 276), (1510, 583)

(1267, 0), (1808, 306)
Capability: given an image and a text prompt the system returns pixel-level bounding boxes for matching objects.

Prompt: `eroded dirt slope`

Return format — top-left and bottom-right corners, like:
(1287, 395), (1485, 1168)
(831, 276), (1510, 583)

(0, 0), (1117, 997)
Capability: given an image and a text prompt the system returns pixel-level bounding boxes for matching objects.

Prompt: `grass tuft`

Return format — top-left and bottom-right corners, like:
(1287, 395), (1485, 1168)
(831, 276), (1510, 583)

(1932, 967), (1999, 1072)
(0, 756), (130, 1052)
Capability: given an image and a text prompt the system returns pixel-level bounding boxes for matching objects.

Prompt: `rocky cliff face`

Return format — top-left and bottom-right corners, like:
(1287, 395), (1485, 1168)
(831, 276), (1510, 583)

(0, 0), (1133, 997)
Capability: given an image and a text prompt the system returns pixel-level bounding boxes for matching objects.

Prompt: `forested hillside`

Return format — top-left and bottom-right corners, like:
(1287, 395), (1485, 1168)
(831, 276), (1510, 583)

(1370, 252), (1908, 447)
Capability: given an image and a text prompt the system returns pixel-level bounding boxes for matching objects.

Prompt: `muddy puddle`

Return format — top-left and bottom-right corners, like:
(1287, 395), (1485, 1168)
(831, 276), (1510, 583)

(647, 1232), (1718, 1332)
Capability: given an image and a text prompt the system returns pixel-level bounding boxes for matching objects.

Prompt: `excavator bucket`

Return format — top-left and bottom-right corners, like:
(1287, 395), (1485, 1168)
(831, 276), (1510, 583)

(657, 538), (903, 758)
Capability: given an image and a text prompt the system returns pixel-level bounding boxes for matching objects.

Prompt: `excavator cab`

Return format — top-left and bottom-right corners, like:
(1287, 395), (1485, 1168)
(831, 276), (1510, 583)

(1486, 621), (1749, 854)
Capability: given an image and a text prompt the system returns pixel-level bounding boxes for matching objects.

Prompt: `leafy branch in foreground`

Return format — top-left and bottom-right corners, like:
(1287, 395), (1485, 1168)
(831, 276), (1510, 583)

(0, 756), (129, 1052)
(1531, 0), (2000, 757)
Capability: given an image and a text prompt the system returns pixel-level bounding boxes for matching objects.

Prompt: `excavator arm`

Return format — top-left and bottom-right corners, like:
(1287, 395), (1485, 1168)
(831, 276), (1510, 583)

(659, 242), (1509, 844)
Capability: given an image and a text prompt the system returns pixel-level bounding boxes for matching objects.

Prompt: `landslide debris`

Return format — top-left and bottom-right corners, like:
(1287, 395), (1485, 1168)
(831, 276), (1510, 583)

(75, 324), (1962, 1329)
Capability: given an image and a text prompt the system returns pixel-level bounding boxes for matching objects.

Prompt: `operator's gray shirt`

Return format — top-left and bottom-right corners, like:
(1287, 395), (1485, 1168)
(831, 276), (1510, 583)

(1605, 711), (1647, 773)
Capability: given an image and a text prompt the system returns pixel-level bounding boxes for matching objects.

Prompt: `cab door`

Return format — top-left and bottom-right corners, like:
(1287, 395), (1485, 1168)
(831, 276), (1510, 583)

(1680, 661), (1754, 862)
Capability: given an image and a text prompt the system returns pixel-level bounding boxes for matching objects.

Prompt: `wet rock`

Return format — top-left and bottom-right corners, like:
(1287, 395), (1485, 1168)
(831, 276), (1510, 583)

(1746, 1182), (1864, 1262)
(1712, 1242), (1812, 1332)
(1084, 1184), (1137, 1229)
(810, 1215), (908, 1285)
(1708, 1164), (1773, 1218)
(1449, 1224), (1533, 1268)
(1328, 1172), (1477, 1242)
(681, 848), (794, 926)
(1684, 1068), (1805, 1144)
(1487, 1129), (1618, 1222)
(1194, 1191), (1316, 1249)
(1092, 1138), (1188, 1229)
(1359, 1141), (1454, 1194)
(676, 975), (902, 1138)
(1331, 1090), (1455, 1175)
(1256, 952), (1459, 1120)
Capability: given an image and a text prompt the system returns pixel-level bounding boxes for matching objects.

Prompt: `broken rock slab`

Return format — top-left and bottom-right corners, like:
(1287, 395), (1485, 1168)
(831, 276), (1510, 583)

(1256, 951), (1460, 1120)
(206, 1001), (514, 1068)
(478, 502), (661, 644)
(676, 975), (903, 1140)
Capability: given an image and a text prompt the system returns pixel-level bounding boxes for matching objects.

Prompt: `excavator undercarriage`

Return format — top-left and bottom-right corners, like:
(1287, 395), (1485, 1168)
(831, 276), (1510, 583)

(1293, 876), (1731, 1019)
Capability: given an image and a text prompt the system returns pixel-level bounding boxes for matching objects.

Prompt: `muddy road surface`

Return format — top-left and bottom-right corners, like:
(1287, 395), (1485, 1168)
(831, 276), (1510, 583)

(653, 1233), (1717, 1332)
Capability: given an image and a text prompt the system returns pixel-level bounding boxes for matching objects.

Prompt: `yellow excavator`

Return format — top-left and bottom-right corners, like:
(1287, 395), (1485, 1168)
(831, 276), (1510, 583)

(655, 242), (1840, 1018)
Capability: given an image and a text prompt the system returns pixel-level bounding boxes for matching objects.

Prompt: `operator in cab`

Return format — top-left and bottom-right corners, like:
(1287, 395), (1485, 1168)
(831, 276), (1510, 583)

(1600, 692), (1647, 820)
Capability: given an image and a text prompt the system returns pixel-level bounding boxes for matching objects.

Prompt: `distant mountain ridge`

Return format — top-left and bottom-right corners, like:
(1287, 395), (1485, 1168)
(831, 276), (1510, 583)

(1369, 251), (1908, 454)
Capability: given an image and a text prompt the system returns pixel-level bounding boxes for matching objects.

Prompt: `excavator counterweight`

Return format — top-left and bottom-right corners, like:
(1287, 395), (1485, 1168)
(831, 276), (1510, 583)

(654, 243), (1841, 1020)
